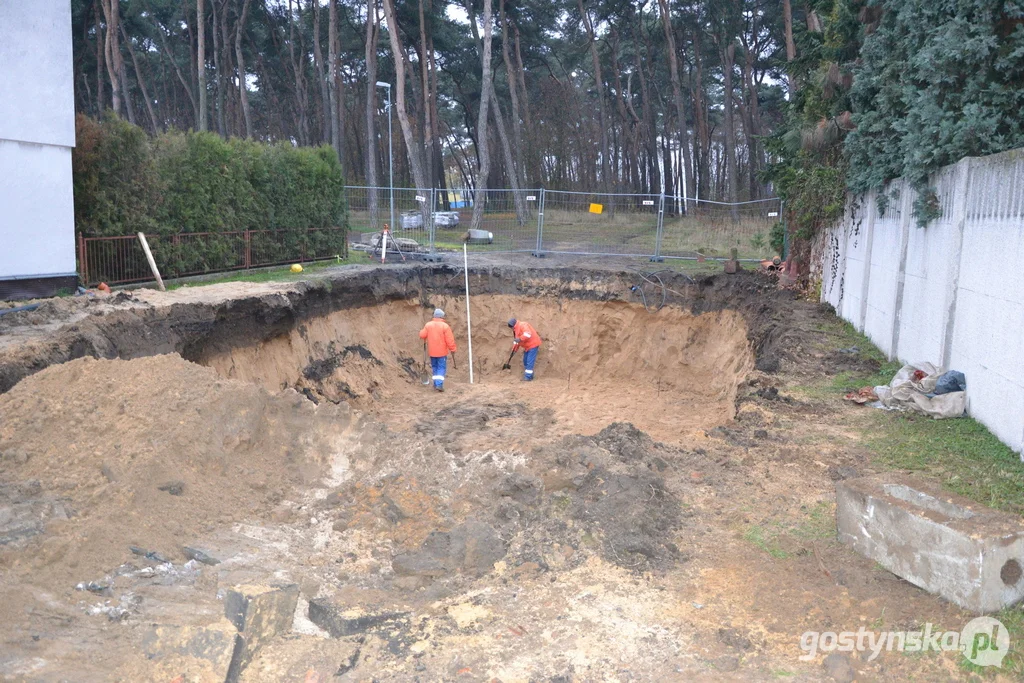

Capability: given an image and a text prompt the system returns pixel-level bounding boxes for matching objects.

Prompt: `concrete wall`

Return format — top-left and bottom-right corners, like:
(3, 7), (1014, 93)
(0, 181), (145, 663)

(818, 149), (1024, 454)
(0, 1), (76, 286)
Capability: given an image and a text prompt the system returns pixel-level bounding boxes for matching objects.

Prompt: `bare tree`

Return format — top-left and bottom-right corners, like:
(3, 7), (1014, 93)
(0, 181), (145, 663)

(465, 0), (494, 232)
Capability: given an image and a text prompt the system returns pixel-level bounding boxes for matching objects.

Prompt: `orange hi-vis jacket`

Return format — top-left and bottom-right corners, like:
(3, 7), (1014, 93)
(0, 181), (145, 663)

(512, 321), (542, 351)
(420, 319), (457, 358)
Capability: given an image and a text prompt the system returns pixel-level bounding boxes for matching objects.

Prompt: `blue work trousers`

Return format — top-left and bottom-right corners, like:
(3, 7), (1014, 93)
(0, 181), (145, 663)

(522, 347), (538, 380)
(430, 356), (447, 388)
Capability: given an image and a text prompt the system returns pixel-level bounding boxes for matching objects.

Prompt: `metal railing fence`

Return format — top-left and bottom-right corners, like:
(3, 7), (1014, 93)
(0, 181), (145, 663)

(78, 227), (347, 287)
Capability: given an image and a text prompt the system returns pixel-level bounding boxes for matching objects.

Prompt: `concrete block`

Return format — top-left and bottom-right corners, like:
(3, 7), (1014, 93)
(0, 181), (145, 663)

(140, 619), (242, 681)
(837, 474), (1024, 613)
(223, 583), (299, 678)
(307, 588), (410, 639)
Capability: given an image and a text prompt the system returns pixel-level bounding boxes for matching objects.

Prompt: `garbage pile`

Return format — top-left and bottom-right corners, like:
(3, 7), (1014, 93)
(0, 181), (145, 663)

(844, 362), (967, 419)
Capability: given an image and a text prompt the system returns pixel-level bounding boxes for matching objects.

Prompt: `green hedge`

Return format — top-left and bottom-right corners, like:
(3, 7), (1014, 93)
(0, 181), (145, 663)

(73, 114), (347, 282)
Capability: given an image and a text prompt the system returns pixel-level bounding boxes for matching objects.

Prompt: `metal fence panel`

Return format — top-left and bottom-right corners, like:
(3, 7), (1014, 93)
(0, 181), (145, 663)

(433, 188), (539, 252)
(537, 190), (662, 257)
(345, 185), (433, 249)
(659, 197), (782, 260)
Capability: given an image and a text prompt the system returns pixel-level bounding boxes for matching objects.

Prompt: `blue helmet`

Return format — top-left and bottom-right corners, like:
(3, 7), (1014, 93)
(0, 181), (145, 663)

(508, 318), (517, 328)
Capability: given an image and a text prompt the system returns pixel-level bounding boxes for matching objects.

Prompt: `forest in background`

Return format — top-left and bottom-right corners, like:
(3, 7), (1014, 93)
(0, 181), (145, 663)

(73, 0), (1024, 246)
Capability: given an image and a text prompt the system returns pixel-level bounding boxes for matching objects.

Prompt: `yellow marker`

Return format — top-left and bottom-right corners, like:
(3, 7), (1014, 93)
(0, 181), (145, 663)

(290, 263), (303, 273)
(589, 203), (604, 214)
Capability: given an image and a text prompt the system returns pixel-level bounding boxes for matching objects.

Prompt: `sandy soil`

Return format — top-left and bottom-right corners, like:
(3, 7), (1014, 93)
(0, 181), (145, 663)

(0, 266), (1008, 682)
(200, 295), (753, 445)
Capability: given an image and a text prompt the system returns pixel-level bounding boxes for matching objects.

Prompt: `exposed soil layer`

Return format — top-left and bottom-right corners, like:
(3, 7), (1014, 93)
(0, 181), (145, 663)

(0, 265), (794, 397)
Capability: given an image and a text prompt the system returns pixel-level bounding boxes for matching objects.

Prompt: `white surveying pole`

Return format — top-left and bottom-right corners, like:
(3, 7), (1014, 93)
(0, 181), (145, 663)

(463, 243), (474, 384)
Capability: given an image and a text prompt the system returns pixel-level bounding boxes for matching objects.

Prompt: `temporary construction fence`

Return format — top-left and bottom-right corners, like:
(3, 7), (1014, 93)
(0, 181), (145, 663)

(346, 185), (781, 261)
(77, 227), (347, 287)
(77, 188), (778, 287)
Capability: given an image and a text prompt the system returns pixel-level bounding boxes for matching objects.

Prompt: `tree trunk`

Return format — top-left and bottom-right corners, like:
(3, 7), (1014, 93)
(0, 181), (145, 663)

(512, 22), (535, 184)
(635, 14), (661, 195)
(657, 0), (695, 199)
(418, 0), (434, 187)
(156, 22), (199, 124)
(578, 0), (610, 194)
(429, 37), (447, 204)
(197, 0), (208, 130)
(287, 0), (309, 146)
(499, 0), (525, 183)
(742, 42), (763, 200)
(236, 0), (253, 138)
(692, 29), (710, 201)
(95, 1), (105, 113)
(121, 24), (159, 132)
(328, 0), (341, 160)
(466, 0), (494, 231)
(722, 41), (739, 216)
(783, 0), (796, 91)
(99, 0), (122, 115)
(209, 1), (224, 135)
(364, 0), (380, 224)
(381, 0), (429, 194)
(313, 0), (331, 143)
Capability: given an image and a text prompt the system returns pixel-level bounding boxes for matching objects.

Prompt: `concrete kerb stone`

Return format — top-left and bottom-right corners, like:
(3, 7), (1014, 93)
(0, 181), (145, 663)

(837, 474), (1024, 613)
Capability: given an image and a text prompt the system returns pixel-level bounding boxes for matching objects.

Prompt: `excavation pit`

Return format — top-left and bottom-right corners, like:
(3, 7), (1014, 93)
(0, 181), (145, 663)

(197, 295), (755, 445)
(1, 267), (820, 681)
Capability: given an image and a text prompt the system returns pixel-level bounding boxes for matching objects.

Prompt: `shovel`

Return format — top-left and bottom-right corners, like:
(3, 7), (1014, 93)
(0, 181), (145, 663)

(421, 342), (431, 385)
(501, 347), (517, 371)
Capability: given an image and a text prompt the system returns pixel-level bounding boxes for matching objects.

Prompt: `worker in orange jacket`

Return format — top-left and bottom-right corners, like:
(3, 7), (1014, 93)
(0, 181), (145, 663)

(419, 308), (457, 391)
(508, 318), (542, 381)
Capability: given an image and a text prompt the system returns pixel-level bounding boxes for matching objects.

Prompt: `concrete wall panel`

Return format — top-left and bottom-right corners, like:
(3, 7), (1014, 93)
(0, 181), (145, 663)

(819, 150), (1024, 455)
(0, 2), (75, 147)
(0, 141), (76, 278)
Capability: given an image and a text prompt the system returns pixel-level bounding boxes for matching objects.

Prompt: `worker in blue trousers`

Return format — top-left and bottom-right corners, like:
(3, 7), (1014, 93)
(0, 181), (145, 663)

(505, 318), (542, 380)
(419, 308), (457, 391)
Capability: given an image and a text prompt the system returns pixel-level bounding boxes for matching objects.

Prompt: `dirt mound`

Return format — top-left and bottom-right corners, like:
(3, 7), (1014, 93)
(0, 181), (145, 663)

(0, 354), (354, 596)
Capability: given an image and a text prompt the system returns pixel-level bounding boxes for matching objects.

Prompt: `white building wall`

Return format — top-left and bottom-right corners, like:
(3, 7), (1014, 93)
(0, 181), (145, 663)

(818, 149), (1024, 454)
(0, 1), (76, 284)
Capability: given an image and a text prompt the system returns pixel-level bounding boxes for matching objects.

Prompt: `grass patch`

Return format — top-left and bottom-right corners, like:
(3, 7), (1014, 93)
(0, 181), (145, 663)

(743, 524), (790, 559)
(164, 255), (372, 290)
(864, 412), (1024, 514)
(744, 501), (836, 559)
(958, 604), (1024, 676)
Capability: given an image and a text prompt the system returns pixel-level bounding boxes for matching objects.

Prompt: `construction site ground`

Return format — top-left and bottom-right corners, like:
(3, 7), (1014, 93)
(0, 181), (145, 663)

(1, 258), (1021, 682)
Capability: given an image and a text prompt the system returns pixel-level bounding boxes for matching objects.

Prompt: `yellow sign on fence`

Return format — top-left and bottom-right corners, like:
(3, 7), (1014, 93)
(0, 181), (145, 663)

(589, 203), (604, 214)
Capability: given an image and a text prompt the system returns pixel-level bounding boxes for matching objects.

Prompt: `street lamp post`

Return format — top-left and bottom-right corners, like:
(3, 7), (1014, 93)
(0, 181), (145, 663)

(375, 81), (394, 232)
